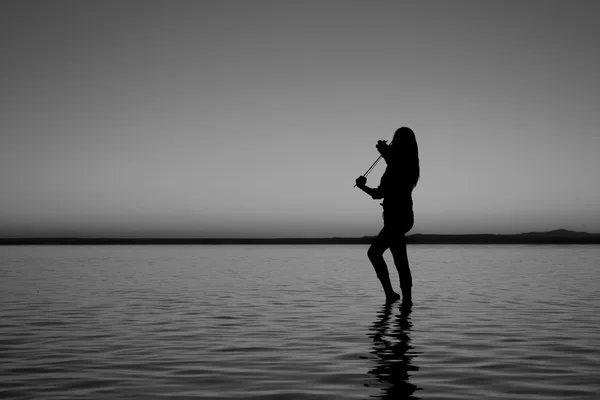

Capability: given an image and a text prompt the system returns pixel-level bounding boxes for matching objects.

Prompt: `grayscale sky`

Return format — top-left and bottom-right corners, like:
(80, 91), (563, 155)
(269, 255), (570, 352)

(1, 0), (599, 238)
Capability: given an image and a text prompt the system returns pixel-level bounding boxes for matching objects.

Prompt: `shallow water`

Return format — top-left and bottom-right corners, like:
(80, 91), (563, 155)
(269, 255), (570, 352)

(1, 245), (599, 399)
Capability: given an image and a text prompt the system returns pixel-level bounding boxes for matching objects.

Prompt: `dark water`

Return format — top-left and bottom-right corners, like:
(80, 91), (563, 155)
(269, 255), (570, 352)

(1, 245), (599, 399)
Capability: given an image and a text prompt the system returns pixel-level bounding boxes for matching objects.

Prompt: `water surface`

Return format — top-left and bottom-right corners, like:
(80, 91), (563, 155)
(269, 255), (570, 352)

(1, 245), (599, 399)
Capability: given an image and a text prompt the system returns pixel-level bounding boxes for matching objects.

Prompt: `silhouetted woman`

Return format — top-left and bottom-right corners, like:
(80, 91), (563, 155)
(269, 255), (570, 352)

(356, 127), (419, 303)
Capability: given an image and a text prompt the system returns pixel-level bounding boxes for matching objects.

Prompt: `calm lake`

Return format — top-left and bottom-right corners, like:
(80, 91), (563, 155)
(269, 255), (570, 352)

(1, 245), (599, 399)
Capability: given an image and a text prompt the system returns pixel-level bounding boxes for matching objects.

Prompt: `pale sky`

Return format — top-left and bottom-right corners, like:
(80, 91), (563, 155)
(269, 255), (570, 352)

(1, 0), (599, 238)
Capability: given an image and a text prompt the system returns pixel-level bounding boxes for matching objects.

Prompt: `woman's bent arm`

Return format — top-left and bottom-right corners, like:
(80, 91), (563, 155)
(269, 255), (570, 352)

(358, 185), (384, 199)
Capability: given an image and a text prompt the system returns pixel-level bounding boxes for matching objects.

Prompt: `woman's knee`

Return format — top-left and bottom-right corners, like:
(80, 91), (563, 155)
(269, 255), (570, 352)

(367, 244), (384, 261)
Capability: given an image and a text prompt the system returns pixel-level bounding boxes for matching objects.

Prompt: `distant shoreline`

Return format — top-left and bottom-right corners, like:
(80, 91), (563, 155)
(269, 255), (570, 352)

(1, 230), (599, 245)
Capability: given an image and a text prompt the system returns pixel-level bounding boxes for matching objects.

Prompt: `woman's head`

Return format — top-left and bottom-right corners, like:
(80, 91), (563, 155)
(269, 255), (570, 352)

(392, 127), (420, 188)
(392, 127), (417, 150)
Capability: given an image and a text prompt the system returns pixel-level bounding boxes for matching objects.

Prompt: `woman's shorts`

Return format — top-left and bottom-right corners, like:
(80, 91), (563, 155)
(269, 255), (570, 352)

(383, 209), (414, 235)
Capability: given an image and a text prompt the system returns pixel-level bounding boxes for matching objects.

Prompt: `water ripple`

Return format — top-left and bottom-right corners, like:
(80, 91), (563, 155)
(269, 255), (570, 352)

(1, 245), (599, 399)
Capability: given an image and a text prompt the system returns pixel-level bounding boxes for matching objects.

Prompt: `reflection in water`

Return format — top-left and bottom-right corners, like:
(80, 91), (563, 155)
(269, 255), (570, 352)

(366, 301), (421, 399)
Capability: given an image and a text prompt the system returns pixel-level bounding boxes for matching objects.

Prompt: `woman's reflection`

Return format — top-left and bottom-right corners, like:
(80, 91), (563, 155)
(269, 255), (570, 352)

(366, 301), (421, 399)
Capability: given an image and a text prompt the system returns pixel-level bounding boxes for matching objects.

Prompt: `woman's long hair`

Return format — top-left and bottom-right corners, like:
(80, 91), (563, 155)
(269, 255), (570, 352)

(392, 127), (420, 189)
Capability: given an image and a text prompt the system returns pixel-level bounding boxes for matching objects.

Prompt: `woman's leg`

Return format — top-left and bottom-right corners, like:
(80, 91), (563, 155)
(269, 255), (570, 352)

(388, 212), (414, 302)
(390, 237), (412, 303)
(368, 227), (400, 301)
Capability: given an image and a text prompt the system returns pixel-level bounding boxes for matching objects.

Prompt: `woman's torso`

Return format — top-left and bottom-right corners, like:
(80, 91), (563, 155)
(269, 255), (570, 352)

(380, 166), (414, 230)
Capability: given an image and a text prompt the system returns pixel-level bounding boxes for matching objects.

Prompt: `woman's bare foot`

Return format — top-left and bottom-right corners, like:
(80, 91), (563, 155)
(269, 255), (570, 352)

(385, 292), (401, 303)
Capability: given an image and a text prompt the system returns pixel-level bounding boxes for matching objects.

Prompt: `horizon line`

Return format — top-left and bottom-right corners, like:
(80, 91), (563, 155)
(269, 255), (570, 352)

(1, 229), (599, 241)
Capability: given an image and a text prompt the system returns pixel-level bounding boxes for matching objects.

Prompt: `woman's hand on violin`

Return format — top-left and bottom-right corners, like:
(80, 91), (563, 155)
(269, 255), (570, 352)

(376, 140), (389, 155)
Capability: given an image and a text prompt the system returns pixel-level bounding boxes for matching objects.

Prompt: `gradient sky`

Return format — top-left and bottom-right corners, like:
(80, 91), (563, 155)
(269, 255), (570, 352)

(1, 0), (599, 238)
